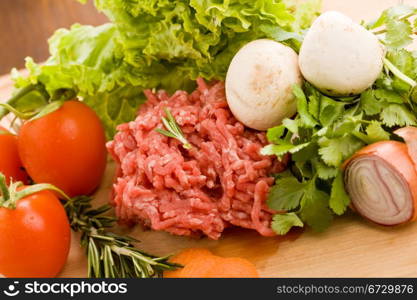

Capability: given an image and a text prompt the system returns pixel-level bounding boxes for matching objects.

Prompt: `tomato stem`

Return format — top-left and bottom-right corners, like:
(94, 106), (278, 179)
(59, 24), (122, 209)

(0, 175), (22, 209)
(0, 172), (71, 209)
(28, 100), (65, 122)
(0, 174), (11, 205)
(14, 183), (71, 202)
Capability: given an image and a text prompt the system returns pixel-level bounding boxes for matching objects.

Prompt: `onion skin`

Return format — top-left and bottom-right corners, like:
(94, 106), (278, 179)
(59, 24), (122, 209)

(343, 141), (417, 225)
(395, 126), (417, 170)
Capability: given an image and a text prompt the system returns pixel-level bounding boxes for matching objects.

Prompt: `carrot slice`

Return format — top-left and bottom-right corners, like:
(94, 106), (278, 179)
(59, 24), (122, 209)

(164, 248), (259, 278)
(169, 248), (213, 265)
(206, 257), (259, 278)
(164, 248), (215, 278)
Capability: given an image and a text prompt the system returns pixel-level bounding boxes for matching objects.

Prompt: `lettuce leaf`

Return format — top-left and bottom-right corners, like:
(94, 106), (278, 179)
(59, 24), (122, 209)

(10, 0), (321, 139)
(94, 0), (296, 81)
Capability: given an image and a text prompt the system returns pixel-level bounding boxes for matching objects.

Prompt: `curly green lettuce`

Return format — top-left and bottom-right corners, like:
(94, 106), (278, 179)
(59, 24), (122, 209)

(8, 0), (321, 139)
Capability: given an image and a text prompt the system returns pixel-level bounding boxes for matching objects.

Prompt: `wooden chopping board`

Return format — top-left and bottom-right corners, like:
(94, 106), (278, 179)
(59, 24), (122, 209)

(2, 0), (417, 278)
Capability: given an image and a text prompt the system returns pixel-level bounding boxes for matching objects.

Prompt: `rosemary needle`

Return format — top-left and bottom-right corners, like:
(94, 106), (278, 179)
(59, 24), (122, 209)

(64, 196), (181, 278)
(155, 107), (193, 149)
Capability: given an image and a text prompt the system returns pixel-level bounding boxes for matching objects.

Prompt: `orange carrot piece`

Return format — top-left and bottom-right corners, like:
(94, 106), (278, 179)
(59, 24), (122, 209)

(164, 248), (215, 278)
(164, 248), (259, 278)
(206, 257), (259, 278)
(169, 248), (213, 265)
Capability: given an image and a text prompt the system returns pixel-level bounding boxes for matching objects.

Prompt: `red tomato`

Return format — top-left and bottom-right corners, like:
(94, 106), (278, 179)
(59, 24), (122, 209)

(0, 127), (29, 184)
(17, 101), (107, 197)
(0, 189), (71, 277)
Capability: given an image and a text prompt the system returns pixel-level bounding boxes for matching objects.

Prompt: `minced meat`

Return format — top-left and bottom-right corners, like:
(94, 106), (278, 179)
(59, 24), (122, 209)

(107, 79), (287, 239)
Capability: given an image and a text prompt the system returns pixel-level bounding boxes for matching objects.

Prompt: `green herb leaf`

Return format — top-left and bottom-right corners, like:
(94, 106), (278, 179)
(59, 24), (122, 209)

(282, 119), (299, 134)
(299, 179), (333, 232)
(365, 122), (391, 143)
(65, 196), (181, 278)
(266, 125), (286, 144)
(308, 93), (320, 120)
(380, 104), (417, 127)
(271, 213), (304, 235)
(319, 96), (345, 127)
(385, 18), (413, 49)
(267, 176), (306, 211)
(293, 85), (318, 128)
(261, 142), (309, 157)
(329, 170), (350, 215)
(264, 4), (417, 235)
(360, 90), (385, 116)
(156, 108), (193, 149)
(318, 135), (364, 167)
(386, 50), (417, 92)
(313, 159), (338, 180)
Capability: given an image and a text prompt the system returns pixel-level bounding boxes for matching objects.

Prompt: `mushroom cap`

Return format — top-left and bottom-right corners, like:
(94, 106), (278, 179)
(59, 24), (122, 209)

(299, 11), (385, 97)
(226, 39), (302, 131)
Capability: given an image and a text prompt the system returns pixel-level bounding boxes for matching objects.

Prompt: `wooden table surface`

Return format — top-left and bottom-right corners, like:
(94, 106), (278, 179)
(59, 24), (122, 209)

(1, 0), (417, 278)
(0, 0), (107, 75)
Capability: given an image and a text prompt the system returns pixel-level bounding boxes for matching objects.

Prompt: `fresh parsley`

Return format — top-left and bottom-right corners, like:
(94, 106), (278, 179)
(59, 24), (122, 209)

(266, 5), (417, 235)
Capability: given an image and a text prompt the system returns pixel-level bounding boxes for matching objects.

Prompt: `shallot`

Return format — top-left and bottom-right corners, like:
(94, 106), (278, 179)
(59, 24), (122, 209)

(344, 128), (417, 225)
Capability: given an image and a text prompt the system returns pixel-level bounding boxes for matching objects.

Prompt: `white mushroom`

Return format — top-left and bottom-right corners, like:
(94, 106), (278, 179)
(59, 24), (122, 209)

(225, 39), (302, 131)
(299, 11), (385, 96)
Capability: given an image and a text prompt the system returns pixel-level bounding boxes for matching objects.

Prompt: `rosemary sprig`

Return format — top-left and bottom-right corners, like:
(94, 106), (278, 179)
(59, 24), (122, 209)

(155, 107), (193, 149)
(64, 196), (181, 278)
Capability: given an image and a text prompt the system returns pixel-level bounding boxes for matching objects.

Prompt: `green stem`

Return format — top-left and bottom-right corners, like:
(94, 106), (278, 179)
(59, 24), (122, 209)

(28, 100), (64, 121)
(383, 58), (417, 88)
(156, 107), (193, 150)
(0, 174), (10, 206)
(111, 245), (157, 265)
(350, 118), (373, 125)
(90, 234), (116, 242)
(0, 175), (71, 209)
(0, 84), (39, 120)
(14, 183), (71, 202)
(0, 103), (34, 120)
(372, 12), (416, 35)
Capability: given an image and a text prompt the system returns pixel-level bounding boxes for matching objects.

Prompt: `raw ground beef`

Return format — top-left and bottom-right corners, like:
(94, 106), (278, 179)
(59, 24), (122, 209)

(107, 78), (287, 239)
